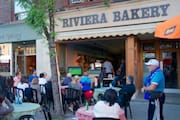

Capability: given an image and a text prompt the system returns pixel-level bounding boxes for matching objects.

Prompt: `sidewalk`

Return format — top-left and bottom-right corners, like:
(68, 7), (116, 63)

(35, 92), (180, 120)
(62, 92), (180, 120)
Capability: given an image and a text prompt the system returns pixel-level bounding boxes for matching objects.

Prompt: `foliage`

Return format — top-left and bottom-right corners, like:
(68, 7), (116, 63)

(103, 0), (110, 7)
(16, 0), (53, 36)
(16, 0), (63, 116)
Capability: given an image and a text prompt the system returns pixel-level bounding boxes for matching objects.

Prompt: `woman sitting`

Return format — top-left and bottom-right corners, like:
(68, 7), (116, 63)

(68, 75), (82, 112)
(93, 88), (124, 119)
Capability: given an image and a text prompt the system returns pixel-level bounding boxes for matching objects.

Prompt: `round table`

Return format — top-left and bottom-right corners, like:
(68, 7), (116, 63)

(7, 102), (41, 120)
(93, 87), (121, 100)
(76, 106), (126, 120)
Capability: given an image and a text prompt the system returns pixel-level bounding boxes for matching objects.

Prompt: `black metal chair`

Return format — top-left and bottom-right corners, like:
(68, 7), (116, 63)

(18, 115), (35, 120)
(39, 84), (52, 120)
(45, 81), (54, 110)
(93, 117), (119, 120)
(13, 87), (24, 101)
(119, 91), (134, 119)
(24, 87), (38, 103)
(63, 87), (81, 113)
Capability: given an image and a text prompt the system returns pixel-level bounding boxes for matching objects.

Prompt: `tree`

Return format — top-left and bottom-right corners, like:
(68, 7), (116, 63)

(16, 0), (63, 116)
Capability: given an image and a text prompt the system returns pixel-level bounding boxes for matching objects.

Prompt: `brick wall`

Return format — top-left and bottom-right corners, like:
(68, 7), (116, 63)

(0, 0), (14, 24)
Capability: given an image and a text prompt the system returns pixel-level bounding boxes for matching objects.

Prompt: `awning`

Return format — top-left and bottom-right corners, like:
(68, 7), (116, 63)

(56, 23), (158, 41)
(154, 15), (180, 39)
(0, 22), (42, 43)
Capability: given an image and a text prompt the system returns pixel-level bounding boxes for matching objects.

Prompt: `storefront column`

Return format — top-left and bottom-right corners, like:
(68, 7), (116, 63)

(125, 35), (138, 87)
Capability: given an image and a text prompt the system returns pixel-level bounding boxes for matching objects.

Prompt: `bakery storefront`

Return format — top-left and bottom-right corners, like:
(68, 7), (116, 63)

(55, 0), (180, 91)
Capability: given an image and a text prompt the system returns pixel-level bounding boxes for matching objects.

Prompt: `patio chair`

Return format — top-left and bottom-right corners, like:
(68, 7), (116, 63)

(119, 91), (134, 119)
(63, 87), (81, 113)
(24, 87), (38, 103)
(13, 87), (24, 101)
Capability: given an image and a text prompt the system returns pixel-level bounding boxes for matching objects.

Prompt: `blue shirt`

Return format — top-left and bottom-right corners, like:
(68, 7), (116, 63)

(62, 77), (72, 86)
(150, 69), (165, 92)
(28, 75), (38, 83)
(80, 76), (91, 91)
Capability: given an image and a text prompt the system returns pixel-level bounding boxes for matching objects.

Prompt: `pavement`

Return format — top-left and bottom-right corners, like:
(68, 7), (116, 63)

(34, 92), (180, 120)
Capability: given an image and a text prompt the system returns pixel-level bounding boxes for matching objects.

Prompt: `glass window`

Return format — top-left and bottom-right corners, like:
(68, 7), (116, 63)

(143, 43), (155, 51)
(70, 0), (84, 4)
(0, 44), (11, 73)
(160, 41), (180, 49)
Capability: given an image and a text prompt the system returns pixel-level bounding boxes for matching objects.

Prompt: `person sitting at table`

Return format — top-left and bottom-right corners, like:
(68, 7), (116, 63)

(117, 75), (136, 107)
(93, 88), (124, 119)
(0, 93), (14, 120)
(68, 75), (82, 112)
(68, 75), (82, 90)
(62, 73), (72, 86)
(17, 76), (29, 91)
(28, 70), (39, 83)
(17, 76), (29, 100)
(31, 78), (41, 103)
(80, 72), (93, 104)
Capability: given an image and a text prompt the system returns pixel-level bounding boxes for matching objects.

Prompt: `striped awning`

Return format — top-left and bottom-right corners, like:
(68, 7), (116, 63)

(56, 23), (158, 41)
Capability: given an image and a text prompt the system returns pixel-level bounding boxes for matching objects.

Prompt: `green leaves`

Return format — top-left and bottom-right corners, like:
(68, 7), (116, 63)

(103, 0), (110, 7)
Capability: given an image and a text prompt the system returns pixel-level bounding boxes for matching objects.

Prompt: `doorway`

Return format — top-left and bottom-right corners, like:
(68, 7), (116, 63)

(161, 52), (178, 88)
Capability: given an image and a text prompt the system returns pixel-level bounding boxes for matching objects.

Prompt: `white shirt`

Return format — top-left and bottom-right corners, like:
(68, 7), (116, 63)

(103, 61), (113, 73)
(17, 82), (29, 91)
(17, 82), (29, 98)
(39, 78), (47, 94)
(93, 101), (123, 119)
(39, 78), (47, 85)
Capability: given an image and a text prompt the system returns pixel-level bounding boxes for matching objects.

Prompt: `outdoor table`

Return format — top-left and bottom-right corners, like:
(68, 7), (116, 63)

(75, 106), (126, 120)
(93, 87), (121, 100)
(7, 102), (41, 120)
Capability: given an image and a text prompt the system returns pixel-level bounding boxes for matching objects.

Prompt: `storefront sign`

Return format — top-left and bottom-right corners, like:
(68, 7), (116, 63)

(62, 4), (169, 28)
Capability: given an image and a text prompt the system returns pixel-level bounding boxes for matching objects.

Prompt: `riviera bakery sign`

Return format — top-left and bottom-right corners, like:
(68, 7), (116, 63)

(62, 4), (169, 28)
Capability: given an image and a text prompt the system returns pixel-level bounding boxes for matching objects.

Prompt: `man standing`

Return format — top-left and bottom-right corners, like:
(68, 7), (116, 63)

(102, 59), (114, 78)
(142, 59), (165, 120)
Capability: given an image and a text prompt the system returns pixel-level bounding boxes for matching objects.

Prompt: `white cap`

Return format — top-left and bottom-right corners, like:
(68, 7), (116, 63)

(145, 59), (159, 66)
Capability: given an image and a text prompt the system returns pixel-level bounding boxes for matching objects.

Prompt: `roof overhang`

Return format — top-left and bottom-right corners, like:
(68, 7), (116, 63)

(56, 22), (158, 41)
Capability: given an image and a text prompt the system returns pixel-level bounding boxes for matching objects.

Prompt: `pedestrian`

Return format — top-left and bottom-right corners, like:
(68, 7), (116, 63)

(142, 59), (165, 120)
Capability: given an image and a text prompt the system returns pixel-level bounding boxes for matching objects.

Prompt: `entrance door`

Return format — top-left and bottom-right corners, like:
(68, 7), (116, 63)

(161, 52), (178, 88)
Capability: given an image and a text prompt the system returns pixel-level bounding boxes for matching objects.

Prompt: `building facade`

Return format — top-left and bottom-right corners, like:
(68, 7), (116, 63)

(0, 0), (14, 24)
(55, 0), (180, 91)
(0, 0), (51, 77)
